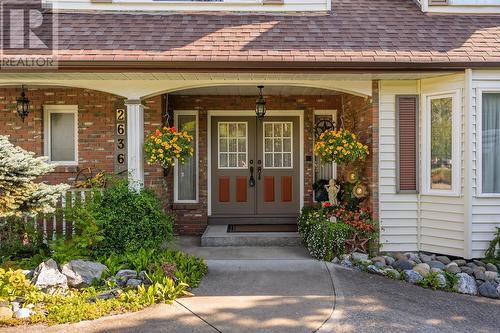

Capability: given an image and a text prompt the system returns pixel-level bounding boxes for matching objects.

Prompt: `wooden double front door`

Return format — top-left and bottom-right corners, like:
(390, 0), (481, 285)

(211, 116), (300, 222)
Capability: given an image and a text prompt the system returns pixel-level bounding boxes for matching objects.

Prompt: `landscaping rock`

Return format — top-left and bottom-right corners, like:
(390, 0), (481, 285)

(32, 259), (68, 293)
(453, 259), (467, 266)
(371, 256), (386, 265)
(341, 258), (352, 268)
(366, 265), (384, 275)
(384, 256), (395, 267)
(436, 274), (447, 289)
(454, 273), (478, 295)
(484, 271), (498, 282)
(96, 288), (121, 300)
(419, 254), (433, 263)
(392, 259), (414, 271)
(126, 278), (143, 288)
(374, 261), (385, 268)
(478, 281), (499, 299)
(413, 263), (431, 277)
(394, 253), (407, 261)
(0, 307), (13, 319)
(486, 263), (498, 272)
(430, 268), (444, 274)
(473, 260), (486, 267)
(404, 270), (423, 284)
(332, 257), (340, 264)
(477, 279), (484, 287)
(13, 308), (30, 319)
(61, 260), (108, 288)
(435, 256), (451, 265)
(466, 262), (477, 269)
(116, 270), (137, 281)
(428, 261), (446, 270)
(473, 268), (486, 281)
(445, 264), (461, 274)
(383, 268), (400, 280)
(138, 270), (151, 283)
(461, 267), (474, 275)
(351, 252), (368, 261)
(11, 302), (20, 312)
(22, 270), (34, 279)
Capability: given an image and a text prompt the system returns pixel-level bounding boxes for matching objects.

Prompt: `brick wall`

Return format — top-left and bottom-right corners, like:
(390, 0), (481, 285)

(0, 87), (124, 185)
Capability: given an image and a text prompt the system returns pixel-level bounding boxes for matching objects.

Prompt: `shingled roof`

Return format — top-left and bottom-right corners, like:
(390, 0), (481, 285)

(34, 0), (500, 69)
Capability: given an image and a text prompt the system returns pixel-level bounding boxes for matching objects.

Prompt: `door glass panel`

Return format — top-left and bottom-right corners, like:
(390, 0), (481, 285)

(219, 153), (228, 168)
(430, 97), (452, 190)
(218, 122), (247, 169)
(263, 122), (293, 168)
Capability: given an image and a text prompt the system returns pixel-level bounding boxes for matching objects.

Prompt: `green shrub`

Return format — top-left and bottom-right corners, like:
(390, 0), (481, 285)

(444, 271), (459, 291)
(485, 227), (500, 263)
(0, 217), (48, 263)
(418, 272), (443, 290)
(51, 181), (174, 261)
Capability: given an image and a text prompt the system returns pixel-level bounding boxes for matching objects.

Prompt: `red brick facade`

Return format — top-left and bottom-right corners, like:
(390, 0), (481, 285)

(0, 87), (377, 235)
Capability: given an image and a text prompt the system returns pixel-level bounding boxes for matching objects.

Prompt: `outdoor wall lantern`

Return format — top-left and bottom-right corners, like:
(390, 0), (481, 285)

(255, 85), (267, 120)
(16, 85), (30, 122)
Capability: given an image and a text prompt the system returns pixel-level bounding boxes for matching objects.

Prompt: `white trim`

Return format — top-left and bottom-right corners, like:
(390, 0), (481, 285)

(217, 122), (249, 170)
(421, 90), (461, 197)
(43, 105), (78, 166)
(262, 121), (293, 169)
(207, 110), (304, 216)
(174, 111), (199, 204)
(476, 88), (500, 198)
(464, 69), (473, 259)
(48, 0), (330, 12)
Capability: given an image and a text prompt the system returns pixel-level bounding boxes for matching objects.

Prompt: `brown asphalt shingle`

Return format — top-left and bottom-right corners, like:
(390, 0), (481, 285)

(19, 0), (500, 66)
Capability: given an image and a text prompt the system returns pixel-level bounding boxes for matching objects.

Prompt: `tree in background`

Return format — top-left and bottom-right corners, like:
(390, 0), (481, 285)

(0, 135), (69, 218)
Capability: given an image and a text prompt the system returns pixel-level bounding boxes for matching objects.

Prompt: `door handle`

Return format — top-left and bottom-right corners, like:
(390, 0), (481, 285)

(249, 166), (255, 187)
(257, 166), (262, 181)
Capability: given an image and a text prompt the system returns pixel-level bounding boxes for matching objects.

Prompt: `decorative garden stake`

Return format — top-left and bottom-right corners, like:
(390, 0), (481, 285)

(325, 179), (340, 206)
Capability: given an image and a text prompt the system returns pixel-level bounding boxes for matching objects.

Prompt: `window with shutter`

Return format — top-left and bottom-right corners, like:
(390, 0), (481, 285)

(396, 96), (419, 193)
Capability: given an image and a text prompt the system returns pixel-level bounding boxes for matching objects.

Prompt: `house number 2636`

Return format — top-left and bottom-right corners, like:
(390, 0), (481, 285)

(116, 109), (126, 166)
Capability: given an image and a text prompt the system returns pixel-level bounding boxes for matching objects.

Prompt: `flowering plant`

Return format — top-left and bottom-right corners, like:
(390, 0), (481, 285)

(144, 127), (193, 168)
(331, 206), (374, 235)
(314, 129), (369, 165)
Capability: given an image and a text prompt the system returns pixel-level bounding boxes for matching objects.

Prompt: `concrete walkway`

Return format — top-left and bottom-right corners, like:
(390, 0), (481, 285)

(3, 237), (500, 333)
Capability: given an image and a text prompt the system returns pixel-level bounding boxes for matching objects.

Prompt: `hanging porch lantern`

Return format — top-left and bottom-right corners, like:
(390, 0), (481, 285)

(255, 85), (267, 120)
(16, 86), (30, 122)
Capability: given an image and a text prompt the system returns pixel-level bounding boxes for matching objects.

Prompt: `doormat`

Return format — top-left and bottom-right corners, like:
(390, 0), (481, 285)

(227, 224), (298, 233)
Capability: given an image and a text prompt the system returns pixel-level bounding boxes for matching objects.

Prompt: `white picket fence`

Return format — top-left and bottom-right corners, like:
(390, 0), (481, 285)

(2, 189), (101, 243)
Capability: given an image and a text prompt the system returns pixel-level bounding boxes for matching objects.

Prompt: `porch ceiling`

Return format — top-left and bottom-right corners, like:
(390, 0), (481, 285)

(0, 71), (458, 99)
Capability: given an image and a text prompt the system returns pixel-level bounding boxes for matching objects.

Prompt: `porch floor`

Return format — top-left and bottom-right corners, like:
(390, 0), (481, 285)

(200, 225), (301, 247)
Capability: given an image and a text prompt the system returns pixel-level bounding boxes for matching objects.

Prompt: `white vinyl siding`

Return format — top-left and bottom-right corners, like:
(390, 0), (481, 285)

(379, 80), (419, 252)
(470, 70), (500, 258)
(379, 75), (467, 257)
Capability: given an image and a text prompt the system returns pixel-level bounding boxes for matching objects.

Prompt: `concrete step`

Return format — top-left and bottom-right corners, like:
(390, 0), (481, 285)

(201, 225), (302, 247)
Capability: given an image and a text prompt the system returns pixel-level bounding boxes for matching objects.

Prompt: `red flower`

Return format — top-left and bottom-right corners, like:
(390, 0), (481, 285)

(322, 202), (332, 208)
(170, 127), (177, 133)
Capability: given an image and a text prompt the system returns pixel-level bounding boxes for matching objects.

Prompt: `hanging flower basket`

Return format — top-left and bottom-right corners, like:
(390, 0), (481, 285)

(145, 127), (193, 169)
(314, 129), (369, 165)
